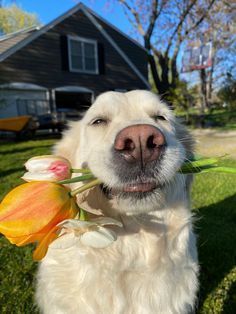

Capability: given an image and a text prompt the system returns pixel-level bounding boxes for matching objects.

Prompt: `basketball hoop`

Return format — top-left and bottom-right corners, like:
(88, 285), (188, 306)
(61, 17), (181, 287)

(182, 42), (212, 73)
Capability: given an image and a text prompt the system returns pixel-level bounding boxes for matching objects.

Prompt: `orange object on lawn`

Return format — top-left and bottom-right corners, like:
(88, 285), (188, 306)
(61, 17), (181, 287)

(0, 115), (32, 132)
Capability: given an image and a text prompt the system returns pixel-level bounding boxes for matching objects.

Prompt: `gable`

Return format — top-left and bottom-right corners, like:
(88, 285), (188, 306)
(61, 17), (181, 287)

(0, 12), (146, 92)
(0, 3), (149, 88)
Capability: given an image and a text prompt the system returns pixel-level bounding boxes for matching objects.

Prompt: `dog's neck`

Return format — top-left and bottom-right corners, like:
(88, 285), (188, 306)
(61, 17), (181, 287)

(76, 186), (191, 237)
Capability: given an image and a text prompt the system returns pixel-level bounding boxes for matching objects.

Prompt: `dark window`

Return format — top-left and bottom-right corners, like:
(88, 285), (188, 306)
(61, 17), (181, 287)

(68, 36), (98, 74)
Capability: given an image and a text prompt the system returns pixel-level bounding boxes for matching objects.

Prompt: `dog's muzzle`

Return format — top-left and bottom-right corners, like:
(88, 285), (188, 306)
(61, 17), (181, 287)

(114, 124), (165, 169)
(101, 124), (167, 198)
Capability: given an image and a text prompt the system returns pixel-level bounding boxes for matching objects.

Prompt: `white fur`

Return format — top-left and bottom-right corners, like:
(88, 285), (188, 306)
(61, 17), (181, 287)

(36, 90), (198, 314)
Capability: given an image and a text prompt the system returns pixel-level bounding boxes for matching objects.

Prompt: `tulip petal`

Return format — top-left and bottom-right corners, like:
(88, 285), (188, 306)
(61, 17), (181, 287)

(33, 225), (59, 261)
(49, 233), (78, 250)
(7, 232), (45, 246)
(80, 227), (117, 248)
(58, 219), (94, 230)
(21, 171), (58, 182)
(24, 155), (71, 172)
(0, 182), (76, 238)
(33, 200), (78, 260)
(90, 217), (123, 227)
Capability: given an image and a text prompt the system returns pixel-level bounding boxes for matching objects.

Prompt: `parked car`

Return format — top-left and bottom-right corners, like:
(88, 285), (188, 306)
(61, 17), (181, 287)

(56, 108), (82, 122)
(36, 109), (81, 132)
(36, 113), (63, 131)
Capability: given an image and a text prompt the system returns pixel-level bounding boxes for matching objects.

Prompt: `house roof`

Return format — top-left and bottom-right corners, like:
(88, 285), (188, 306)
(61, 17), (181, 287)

(0, 26), (39, 55)
(0, 2), (149, 88)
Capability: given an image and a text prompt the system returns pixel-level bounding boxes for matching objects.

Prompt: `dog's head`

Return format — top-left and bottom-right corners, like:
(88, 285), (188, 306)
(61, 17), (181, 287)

(55, 90), (194, 215)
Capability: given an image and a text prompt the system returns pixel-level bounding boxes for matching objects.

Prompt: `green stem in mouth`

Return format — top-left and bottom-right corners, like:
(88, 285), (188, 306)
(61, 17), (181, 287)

(200, 166), (236, 174)
(71, 168), (91, 174)
(58, 174), (95, 184)
(70, 179), (102, 197)
(179, 158), (236, 174)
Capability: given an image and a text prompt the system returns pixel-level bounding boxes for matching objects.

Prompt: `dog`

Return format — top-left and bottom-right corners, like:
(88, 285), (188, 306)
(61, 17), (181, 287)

(36, 90), (199, 314)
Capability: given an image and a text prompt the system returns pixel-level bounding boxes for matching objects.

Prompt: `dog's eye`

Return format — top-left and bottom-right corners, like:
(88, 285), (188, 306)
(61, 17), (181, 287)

(91, 118), (108, 126)
(153, 115), (167, 122)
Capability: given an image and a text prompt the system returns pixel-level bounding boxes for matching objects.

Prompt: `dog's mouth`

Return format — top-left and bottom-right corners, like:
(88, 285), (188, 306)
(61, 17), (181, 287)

(122, 181), (157, 193)
(101, 180), (162, 199)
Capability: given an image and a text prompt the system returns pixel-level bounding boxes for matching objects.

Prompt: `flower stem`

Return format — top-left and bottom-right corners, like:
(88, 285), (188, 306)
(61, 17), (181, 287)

(79, 207), (87, 221)
(200, 166), (236, 174)
(59, 174), (95, 184)
(70, 179), (102, 197)
(71, 168), (91, 174)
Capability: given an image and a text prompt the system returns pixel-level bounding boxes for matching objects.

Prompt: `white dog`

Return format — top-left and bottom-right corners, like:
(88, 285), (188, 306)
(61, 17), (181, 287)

(36, 90), (198, 314)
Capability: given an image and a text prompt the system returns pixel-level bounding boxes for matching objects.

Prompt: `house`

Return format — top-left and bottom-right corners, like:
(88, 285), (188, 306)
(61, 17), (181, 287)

(0, 2), (149, 119)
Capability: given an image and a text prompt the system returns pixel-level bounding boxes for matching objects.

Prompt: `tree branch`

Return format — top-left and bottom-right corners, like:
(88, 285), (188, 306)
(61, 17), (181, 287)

(165, 0), (198, 57)
(183, 0), (217, 39)
(118, 0), (145, 36)
(144, 0), (159, 49)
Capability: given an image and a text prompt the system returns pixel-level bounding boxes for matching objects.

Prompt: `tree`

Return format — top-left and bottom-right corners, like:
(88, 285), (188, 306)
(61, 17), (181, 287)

(109, 0), (217, 97)
(0, 4), (40, 35)
(166, 79), (197, 121)
(218, 73), (236, 110)
(189, 0), (236, 112)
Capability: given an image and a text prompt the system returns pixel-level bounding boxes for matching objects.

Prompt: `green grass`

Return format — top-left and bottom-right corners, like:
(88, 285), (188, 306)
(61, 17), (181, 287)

(192, 159), (236, 313)
(177, 109), (236, 130)
(0, 139), (235, 313)
(0, 139), (56, 314)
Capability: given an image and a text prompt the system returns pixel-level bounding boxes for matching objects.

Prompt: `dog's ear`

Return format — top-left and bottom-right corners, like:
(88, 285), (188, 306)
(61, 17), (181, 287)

(53, 121), (80, 167)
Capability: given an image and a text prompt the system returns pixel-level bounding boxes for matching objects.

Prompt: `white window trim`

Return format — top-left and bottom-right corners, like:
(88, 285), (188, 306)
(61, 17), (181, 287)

(67, 35), (99, 74)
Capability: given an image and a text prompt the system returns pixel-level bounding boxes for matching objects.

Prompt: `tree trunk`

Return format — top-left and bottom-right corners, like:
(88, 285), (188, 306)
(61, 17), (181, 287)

(200, 68), (208, 114)
(208, 53), (215, 101)
(148, 54), (174, 96)
(170, 56), (179, 88)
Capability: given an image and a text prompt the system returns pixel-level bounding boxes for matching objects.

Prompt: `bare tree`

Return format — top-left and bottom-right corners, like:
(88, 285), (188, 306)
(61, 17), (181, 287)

(109, 0), (217, 96)
(192, 0), (236, 110)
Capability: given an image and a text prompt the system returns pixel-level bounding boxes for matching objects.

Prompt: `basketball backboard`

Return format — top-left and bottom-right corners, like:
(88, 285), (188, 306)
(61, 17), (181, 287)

(181, 42), (212, 73)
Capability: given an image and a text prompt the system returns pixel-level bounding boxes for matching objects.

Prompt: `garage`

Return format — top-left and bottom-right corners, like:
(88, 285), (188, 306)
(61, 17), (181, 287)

(54, 86), (94, 113)
(0, 83), (50, 118)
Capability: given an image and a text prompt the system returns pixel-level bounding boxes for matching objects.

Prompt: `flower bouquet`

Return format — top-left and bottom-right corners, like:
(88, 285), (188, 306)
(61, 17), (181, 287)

(0, 155), (235, 261)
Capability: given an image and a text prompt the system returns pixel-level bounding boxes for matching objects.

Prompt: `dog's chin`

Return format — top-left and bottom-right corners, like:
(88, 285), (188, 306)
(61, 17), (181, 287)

(101, 181), (166, 214)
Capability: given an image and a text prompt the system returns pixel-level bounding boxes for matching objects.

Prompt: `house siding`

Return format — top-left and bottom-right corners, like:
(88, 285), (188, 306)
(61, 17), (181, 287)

(93, 15), (148, 79)
(0, 10), (148, 96)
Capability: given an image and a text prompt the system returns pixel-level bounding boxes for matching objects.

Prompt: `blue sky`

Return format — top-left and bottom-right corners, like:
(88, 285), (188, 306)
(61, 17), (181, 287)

(3, 0), (132, 35)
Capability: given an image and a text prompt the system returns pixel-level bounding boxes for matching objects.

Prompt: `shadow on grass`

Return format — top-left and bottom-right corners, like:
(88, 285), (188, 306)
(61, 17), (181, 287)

(196, 193), (236, 313)
(0, 167), (24, 177)
(222, 281), (236, 314)
(0, 145), (54, 155)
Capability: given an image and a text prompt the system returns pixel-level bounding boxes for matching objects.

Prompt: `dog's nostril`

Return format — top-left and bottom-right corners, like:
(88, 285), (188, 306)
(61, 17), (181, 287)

(147, 135), (156, 149)
(124, 139), (135, 151)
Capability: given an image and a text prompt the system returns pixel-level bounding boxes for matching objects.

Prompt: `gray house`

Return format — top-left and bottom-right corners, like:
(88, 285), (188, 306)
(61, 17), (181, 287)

(0, 2), (149, 118)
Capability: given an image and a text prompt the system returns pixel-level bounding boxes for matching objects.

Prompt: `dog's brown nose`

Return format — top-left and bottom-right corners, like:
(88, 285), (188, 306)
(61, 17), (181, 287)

(114, 124), (165, 166)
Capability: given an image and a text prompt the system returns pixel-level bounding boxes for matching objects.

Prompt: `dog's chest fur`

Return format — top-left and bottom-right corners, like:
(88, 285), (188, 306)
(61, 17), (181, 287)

(36, 207), (198, 314)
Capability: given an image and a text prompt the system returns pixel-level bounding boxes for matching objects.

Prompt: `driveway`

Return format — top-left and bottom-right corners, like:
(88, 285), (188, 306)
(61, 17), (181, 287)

(191, 129), (236, 159)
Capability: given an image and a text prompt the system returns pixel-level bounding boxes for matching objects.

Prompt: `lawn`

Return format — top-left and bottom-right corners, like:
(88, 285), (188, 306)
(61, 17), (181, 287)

(0, 137), (235, 313)
(176, 109), (236, 130)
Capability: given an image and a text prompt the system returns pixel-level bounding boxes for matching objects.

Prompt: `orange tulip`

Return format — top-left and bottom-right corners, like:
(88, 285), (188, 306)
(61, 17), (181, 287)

(0, 181), (78, 260)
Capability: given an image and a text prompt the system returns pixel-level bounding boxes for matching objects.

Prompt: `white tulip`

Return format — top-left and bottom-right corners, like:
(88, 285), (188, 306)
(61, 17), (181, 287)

(22, 155), (71, 182)
(55, 217), (122, 249)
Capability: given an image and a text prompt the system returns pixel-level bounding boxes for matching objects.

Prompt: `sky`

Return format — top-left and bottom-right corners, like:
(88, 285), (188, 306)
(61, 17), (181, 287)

(2, 0), (132, 36)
